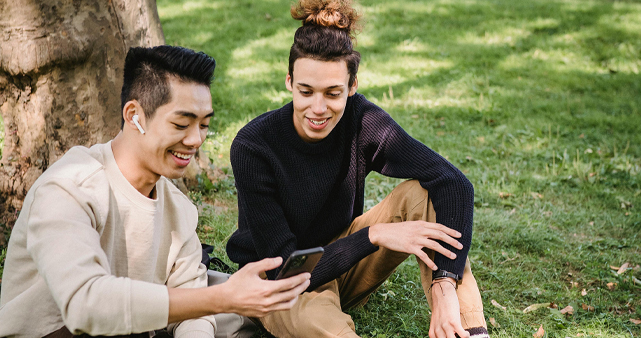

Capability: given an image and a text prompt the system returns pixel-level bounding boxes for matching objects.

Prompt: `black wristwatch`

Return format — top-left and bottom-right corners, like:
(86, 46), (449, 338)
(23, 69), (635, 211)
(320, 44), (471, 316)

(432, 270), (461, 284)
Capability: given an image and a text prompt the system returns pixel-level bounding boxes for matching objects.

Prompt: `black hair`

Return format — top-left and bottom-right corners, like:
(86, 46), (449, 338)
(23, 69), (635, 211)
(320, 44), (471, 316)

(120, 45), (216, 127)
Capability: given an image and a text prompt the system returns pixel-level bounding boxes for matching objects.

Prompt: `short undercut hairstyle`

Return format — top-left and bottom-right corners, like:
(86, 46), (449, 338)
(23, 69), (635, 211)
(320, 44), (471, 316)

(120, 45), (217, 128)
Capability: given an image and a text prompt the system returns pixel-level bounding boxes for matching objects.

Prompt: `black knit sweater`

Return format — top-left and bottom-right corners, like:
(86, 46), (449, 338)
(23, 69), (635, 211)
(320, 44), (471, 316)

(227, 93), (474, 290)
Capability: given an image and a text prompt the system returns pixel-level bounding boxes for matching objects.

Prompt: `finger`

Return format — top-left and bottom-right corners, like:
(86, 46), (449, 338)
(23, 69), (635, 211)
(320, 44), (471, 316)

(420, 239), (456, 260)
(415, 249), (438, 270)
(430, 230), (464, 250)
(425, 222), (462, 238)
(422, 228), (463, 250)
(270, 278), (310, 304)
(274, 272), (311, 291)
(270, 294), (300, 312)
(435, 326), (447, 338)
(245, 257), (283, 274)
(453, 323), (470, 338)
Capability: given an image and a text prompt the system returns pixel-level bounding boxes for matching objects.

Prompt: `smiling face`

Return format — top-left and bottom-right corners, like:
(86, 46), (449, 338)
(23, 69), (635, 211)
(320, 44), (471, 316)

(133, 77), (213, 180)
(286, 58), (358, 143)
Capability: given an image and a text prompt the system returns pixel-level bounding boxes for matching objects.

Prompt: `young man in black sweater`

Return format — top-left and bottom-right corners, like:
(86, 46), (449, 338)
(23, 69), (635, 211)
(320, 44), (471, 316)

(226, 1), (489, 337)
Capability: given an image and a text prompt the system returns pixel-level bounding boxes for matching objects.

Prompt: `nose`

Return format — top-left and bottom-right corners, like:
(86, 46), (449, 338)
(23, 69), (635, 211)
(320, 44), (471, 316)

(311, 94), (326, 115)
(183, 125), (205, 148)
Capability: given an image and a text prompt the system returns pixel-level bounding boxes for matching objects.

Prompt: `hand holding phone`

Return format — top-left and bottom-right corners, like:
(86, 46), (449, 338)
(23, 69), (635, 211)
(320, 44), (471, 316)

(276, 247), (324, 280)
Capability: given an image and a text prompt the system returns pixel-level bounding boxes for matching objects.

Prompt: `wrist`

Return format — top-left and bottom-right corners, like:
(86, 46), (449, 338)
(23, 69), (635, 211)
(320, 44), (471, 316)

(205, 283), (227, 314)
(430, 279), (457, 301)
(368, 223), (382, 246)
(432, 277), (457, 285)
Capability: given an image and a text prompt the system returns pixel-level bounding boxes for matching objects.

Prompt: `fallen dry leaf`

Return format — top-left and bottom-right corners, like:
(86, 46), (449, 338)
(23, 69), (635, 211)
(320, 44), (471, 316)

(531, 192), (543, 199)
(607, 282), (617, 290)
(631, 318), (641, 325)
(589, 221), (594, 226)
(581, 288), (587, 296)
(582, 303), (595, 311)
(533, 325), (545, 338)
(570, 281), (579, 288)
(491, 299), (507, 311)
(489, 317), (500, 328)
(633, 276), (641, 285)
(499, 192), (512, 199)
(524, 303), (550, 313)
(610, 265), (620, 271)
(560, 305), (574, 315)
(549, 302), (558, 309)
(617, 262), (630, 275)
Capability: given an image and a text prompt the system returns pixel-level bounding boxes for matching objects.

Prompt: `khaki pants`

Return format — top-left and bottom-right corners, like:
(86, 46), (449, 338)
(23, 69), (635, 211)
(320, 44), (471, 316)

(259, 180), (486, 338)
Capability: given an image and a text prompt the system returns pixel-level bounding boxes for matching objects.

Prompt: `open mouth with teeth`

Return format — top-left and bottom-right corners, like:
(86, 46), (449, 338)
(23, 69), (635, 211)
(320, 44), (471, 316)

(307, 117), (330, 130)
(170, 150), (194, 166)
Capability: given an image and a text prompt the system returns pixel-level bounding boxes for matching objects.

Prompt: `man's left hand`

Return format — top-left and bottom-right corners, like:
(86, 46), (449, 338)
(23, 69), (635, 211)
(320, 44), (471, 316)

(429, 278), (470, 338)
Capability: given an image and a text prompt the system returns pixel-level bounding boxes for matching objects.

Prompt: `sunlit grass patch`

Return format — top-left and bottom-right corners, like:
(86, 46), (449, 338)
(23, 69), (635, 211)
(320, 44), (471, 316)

(157, 0), (225, 20)
(460, 27), (531, 47)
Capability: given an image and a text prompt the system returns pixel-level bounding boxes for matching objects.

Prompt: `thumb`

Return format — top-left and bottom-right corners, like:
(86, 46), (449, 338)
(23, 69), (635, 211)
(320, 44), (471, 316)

(247, 257), (283, 274)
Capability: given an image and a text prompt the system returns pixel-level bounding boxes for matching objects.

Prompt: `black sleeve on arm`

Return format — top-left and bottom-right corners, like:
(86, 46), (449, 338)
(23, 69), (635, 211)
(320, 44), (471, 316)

(230, 141), (378, 287)
(229, 140), (297, 279)
(367, 112), (474, 278)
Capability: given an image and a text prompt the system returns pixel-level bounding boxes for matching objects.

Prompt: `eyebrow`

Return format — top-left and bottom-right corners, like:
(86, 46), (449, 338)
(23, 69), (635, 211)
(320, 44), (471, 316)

(297, 83), (345, 90)
(174, 111), (215, 119)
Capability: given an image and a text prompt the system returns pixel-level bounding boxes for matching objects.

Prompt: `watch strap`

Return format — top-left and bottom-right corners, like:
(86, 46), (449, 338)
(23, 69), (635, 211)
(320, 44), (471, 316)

(432, 269), (461, 284)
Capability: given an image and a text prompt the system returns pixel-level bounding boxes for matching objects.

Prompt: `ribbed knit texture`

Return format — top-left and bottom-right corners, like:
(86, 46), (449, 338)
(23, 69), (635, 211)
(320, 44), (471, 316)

(467, 326), (490, 337)
(227, 93), (474, 290)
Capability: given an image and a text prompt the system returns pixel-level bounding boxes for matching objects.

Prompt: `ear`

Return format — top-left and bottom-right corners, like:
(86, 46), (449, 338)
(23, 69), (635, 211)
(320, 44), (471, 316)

(285, 73), (293, 92)
(123, 100), (144, 132)
(348, 76), (358, 96)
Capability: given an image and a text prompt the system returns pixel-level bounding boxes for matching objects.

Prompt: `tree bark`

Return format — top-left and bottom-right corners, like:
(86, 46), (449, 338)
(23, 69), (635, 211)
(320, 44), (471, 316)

(0, 0), (165, 243)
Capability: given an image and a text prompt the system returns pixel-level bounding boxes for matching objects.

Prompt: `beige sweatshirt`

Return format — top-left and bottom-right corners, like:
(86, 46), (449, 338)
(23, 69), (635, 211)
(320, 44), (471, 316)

(0, 142), (216, 338)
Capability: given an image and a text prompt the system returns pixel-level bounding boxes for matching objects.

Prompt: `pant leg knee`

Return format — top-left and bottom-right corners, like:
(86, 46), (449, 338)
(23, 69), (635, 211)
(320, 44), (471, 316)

(260, 282), (358, 338)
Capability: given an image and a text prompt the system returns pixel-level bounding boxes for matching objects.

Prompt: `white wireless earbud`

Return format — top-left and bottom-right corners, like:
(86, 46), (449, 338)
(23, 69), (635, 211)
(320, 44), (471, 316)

(132, 114), (145, 135)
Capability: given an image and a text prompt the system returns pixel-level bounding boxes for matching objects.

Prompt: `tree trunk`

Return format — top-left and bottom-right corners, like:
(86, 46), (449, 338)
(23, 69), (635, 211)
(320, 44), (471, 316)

(0, 0), (165, 243)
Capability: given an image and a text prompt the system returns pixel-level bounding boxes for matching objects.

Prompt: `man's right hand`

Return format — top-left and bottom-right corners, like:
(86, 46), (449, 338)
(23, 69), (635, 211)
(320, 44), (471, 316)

(368, 221), (463, 271)
(168, 257), (310, 323)
(217, 257), (311, 317)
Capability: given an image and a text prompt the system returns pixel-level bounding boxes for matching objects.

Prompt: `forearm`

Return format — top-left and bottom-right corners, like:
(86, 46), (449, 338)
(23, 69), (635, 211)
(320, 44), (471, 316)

(306, 227), (378, 290)
(167, 286), (223, 324)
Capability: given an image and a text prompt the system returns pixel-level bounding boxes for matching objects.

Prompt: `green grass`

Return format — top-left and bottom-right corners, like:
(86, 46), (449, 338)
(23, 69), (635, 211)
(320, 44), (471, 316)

(1, 0), (640, 336)
(167, 0), (640, 336)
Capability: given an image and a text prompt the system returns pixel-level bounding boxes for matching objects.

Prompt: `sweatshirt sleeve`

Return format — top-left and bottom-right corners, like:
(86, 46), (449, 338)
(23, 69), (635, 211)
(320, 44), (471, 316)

(166, 228), (216, 338)
(366, 110), (474, 278)
(26, 180), (169, 335)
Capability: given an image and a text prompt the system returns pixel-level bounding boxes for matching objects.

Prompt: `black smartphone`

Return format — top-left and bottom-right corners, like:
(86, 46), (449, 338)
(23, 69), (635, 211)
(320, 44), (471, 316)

(275, 247), (324, 280)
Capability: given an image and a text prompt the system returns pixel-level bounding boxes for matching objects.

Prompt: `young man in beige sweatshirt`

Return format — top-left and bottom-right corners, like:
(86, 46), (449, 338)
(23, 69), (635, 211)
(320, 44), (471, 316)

(0, 46), (310, 338)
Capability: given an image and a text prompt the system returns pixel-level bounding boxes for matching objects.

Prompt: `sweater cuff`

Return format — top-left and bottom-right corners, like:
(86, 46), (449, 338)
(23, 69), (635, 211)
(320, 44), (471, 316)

(130, 281), (169, 332)
(355, 226), (378, 252)
(433, 253), (465, 279)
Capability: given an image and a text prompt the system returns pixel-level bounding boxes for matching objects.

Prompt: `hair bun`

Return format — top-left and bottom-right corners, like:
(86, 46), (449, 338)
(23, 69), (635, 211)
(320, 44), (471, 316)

(291, 0), (360, 32)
